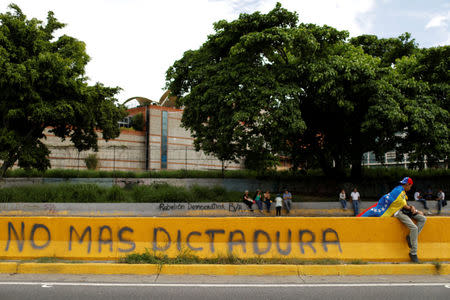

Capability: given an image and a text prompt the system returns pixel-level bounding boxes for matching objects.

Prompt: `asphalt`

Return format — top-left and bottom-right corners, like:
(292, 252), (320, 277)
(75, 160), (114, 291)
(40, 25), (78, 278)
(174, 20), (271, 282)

(0, 274), (449, 300)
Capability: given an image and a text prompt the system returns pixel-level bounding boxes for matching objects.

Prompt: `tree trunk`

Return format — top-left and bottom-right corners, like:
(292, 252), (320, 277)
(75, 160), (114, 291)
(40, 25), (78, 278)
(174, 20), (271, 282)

(350, 141), (363, 179)
(350, 156), (363, 179)
(316, 151), (334, 177)
(0, 153), (18, 179)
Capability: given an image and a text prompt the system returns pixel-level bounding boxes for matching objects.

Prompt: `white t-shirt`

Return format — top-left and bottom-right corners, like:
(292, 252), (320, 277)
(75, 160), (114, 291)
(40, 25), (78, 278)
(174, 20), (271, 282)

(437, 191), (445, 201)
(275, 196), (283, 207)
(351, 191), (360, 201)
(414, 192), (420, 201)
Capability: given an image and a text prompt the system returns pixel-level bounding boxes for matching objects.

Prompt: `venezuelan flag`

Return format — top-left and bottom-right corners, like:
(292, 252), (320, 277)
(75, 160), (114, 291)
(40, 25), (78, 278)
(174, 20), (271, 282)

(358, 185), (408, 217)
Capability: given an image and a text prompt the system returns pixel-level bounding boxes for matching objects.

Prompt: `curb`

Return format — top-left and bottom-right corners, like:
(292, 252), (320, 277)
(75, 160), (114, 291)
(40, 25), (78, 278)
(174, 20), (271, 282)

(0, 263), (448, 276)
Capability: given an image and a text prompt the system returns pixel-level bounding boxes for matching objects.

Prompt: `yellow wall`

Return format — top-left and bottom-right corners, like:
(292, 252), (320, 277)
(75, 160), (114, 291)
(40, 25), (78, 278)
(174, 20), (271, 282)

(0, 217), (448, 262)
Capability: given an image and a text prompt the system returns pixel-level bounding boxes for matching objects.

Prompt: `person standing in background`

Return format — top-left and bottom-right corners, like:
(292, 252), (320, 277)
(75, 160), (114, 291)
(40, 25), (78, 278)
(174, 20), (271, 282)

(436, 188), (446, 214)
(282, 188), (292, 214)
(350, 188), (360, 216)
(339, 189), (347, 210)
(254, 189), (263, 213)
(275, 194), (283, 216)
(263, 190), (271, 213)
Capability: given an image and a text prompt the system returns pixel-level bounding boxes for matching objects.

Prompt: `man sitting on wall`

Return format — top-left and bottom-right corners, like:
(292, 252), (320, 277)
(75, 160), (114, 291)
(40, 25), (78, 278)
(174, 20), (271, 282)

(358, 177), (427, 263)
(242, 190), (254, 212)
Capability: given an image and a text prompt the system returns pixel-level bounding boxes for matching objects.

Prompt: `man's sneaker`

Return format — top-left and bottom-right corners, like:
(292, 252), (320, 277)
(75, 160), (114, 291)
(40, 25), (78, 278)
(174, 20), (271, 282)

(406, 235), (412, 248)
(409, 253), (420, 263)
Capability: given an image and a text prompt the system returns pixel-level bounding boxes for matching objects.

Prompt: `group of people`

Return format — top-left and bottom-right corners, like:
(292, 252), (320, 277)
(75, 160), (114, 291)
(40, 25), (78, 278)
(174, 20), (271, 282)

(338, 187), (362, 216)
(241, 178), (443, 263)
(358, 177), (427, 263)
(242, 189), (292, 216)
(339, 185), (446, 216)
(413, 186), (446, 214)
(340, 179), (447, 263)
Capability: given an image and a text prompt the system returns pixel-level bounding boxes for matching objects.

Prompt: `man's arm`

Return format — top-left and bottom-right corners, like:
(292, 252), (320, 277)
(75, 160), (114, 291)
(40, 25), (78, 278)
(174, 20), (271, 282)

(403, 204), (424, 216)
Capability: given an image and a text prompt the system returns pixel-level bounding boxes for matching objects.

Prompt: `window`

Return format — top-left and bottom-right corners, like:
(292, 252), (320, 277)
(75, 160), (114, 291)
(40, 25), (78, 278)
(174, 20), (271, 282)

(161, 111), (168, 169)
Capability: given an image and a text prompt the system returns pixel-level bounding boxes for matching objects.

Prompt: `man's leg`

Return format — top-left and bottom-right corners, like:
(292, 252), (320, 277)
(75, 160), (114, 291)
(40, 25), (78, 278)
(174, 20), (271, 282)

(417, 199), (429, 210)
(353, 201), (359, 216)
(412, 213), (426, 234)
(284, 200), (290, 213)
(396, 211), (419, 255)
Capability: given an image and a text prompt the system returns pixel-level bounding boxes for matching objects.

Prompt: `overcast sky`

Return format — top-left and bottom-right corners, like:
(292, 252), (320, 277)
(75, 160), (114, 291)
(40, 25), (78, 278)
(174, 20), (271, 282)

(1, 0), (449, 105)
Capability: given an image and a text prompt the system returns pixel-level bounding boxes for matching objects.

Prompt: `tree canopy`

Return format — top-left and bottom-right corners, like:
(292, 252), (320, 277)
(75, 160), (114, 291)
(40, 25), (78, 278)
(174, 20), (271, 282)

(0, 4), (126, 177)
(166, 3), (449, 177)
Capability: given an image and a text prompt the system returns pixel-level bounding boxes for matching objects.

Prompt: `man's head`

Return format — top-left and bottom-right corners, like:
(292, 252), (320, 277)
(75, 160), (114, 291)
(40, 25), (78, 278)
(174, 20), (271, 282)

(400, 177), (414, 191)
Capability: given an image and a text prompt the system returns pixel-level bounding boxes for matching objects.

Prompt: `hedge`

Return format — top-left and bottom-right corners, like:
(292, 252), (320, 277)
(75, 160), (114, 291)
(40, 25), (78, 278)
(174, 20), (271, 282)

(4, 167), (449, 180)
(0, 183), (243, 203)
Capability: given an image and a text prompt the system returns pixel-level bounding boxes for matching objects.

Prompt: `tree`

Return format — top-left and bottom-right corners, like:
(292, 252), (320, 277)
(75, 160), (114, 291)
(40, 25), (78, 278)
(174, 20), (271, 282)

(165, 3), (448, 178)
(351, 35), (449, 169)
(392, 46), (450, 168)
(131, 113), (145, 131)
(166, 4), (307, 172)
(350, 33), (418, 67)
(0, 4), (126, 177)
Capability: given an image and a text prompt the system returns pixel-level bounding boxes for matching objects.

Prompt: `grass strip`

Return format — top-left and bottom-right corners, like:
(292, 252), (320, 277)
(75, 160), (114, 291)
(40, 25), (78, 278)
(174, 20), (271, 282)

(119, 249), (368, 265)
(0, 183), (243, 203)
(4, 167), (450, 180)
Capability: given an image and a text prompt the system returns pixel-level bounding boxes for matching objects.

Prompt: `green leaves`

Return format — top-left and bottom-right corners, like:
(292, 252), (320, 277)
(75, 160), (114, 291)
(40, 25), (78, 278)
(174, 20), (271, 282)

(165, 3), (448, 175)
(0, 5), (125, 177)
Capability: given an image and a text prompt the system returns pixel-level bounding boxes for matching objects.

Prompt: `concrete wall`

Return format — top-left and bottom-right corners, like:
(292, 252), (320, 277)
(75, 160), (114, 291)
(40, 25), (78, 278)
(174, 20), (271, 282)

(1, 216), (449, 262)
(32, 106), (243, 172)
(43, 128), (146, 171)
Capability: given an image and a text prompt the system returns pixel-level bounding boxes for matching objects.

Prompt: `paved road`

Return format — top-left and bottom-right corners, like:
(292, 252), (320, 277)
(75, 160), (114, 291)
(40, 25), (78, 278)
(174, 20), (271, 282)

(0, 274), (449, 300)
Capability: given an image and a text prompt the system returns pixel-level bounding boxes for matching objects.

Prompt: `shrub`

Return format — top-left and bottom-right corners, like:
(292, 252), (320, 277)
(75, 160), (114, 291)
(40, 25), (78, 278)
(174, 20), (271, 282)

(3, 167), (450, 180)
(132, 183), (193, 203)
(130, 113), (145, 131)
(84, 154), (99, 170)
(107, 185), (128, 202)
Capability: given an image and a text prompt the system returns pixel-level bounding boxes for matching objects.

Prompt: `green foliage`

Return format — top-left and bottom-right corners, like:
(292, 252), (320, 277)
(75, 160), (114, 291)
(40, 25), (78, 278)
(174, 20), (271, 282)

(391, 47), (450, 168)
(166, 3), (307, 171)
(120, 249), (367, 265)
(0, 182), (245, 203)
(107, 185), (127, 202)
(130, 113), (145, 131)
(165, 3), (449, 178)
(350, 33), (418, 67)
(0, 4), (126, 178)
(0, 184), (106, 203)
(132, 183), (193, 203)
(84, 154), (99, 170)
(3, 167), (449, 180)
(361, 167), (450, 180)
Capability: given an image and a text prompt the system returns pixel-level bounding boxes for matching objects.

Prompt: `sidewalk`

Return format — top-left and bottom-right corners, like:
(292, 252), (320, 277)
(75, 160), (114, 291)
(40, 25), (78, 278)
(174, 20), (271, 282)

(0, 202), (448, 217)
(1, 261), (449, 276)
